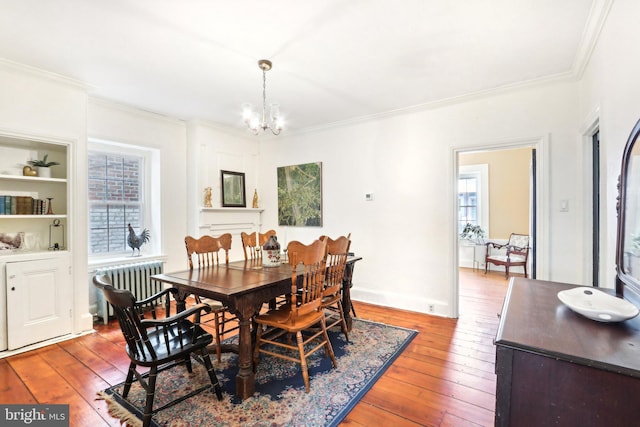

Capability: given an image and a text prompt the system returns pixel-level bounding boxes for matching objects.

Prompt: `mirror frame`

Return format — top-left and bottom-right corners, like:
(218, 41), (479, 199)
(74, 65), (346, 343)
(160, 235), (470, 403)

(616, 118), (640, 304)
(220, 170), (246, 208)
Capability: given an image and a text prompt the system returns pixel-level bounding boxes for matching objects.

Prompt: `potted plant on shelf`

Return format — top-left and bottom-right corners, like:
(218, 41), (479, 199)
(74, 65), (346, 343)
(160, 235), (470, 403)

(459, 223), (486, 244)
(27, 154), (60, 178)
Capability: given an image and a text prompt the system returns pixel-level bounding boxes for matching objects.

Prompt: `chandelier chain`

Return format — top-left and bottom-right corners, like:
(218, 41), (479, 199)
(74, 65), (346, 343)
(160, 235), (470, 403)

(262, 68), (267, 127)
(242, 59), (283, 136)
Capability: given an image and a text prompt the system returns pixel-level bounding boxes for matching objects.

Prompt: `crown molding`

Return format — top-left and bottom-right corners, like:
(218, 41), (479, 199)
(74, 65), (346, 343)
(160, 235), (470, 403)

(89, 96), (185, 126)
(187, 119), (262, 140)
(0, 57), (88, 90)
(284, 70), (577, 137)
(571, 0), (614, 79)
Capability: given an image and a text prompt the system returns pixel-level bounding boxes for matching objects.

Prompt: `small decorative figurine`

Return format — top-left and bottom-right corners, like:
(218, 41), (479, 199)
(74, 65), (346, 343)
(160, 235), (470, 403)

(204, 187), (212, 208)
(127, 223), (150, 256)
(22, 166), (37, 176)
(252, 189), (259, 208)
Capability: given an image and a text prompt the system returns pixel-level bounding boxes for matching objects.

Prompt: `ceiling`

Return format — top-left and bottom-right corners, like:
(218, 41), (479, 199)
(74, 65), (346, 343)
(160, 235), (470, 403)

(0, 0), (607, 133)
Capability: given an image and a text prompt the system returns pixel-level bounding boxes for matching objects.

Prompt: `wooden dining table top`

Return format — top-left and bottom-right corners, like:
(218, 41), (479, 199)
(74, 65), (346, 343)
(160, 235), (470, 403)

(151, 256), (362, 300)
(150, 259), (293, 300)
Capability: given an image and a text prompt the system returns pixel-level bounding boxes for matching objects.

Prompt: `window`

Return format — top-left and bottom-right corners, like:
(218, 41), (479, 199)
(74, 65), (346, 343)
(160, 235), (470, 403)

(458, 164), (489, 235)
(458, 176), (478, 232)
(88, 141), (153, 256)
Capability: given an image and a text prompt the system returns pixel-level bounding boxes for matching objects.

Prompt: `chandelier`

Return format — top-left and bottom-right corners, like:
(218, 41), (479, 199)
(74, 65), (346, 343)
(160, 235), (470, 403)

(242, 59), (284, 135)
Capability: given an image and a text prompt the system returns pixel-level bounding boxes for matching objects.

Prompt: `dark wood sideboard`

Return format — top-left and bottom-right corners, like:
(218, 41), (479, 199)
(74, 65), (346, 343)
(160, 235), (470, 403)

(494, 277), (640, 426)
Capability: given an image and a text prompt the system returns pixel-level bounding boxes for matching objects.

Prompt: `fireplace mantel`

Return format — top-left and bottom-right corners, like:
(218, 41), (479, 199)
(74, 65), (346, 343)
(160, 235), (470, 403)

(199, 207), (264, 213)
(198, 207), (265, 260)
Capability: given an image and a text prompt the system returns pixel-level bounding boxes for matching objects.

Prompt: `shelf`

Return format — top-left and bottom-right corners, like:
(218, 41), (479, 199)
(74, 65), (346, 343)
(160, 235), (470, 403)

(0, 174), (66, 183)
(200, 207), (264, 213)
(0, 249), (69, 262)
(0, 215), (66, 219)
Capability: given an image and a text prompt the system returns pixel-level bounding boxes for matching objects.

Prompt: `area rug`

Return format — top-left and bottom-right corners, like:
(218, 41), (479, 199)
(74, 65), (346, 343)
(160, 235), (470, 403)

(98, 318), (417, 427)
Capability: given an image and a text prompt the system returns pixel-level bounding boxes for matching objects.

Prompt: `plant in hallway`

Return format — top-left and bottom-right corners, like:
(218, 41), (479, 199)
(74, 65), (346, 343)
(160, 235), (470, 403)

(459, 223), (486, 244)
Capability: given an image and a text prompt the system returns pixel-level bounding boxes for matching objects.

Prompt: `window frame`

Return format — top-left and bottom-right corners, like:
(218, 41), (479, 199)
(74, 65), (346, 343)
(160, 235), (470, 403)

(458, 164), (489, 237)
(88, 139), (157, 260)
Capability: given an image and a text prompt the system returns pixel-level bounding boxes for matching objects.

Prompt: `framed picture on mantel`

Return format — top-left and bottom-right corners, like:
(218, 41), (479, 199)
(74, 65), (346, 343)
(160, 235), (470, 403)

(221, 170), (246, 207)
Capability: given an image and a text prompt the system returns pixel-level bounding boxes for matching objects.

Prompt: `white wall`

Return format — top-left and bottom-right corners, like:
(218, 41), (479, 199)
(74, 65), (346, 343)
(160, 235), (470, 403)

(87, 98), (188, 274)
(0, 60), (92, 334)
(259, 82), (582, 316)
(186, 121), (261, 262)
(578, 0), (640, 289)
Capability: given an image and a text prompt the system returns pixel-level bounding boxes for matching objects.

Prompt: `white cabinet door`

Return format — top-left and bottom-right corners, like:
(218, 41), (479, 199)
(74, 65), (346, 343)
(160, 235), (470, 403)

(6, 255), (72, 350)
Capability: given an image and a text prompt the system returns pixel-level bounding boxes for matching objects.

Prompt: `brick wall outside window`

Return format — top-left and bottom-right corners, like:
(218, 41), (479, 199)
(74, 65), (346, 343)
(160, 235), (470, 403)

(89, 152), (144, 255)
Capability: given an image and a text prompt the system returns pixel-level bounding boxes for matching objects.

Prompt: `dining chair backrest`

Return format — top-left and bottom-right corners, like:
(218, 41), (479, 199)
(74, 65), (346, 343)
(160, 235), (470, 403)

(241, 230), (276, 260)
(259, 230), (276, 246)
(321, 234), (351, 298)
(185, 234), (232, 269)
(241, 232), (259, 260)
(287, 239), (328, 318)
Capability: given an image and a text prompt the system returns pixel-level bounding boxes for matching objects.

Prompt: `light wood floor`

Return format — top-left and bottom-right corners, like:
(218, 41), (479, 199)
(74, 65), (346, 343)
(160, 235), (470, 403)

(0, 268), (510, 427)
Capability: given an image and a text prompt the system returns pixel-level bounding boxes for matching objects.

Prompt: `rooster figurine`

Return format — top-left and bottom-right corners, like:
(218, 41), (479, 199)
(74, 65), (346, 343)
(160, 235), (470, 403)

(127, 223), (150, 256)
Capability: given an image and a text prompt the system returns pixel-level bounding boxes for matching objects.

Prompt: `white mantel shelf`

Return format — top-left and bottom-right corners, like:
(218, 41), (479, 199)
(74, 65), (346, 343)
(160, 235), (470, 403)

(198, 207), (265, 261)
(199, 207), (264, 213)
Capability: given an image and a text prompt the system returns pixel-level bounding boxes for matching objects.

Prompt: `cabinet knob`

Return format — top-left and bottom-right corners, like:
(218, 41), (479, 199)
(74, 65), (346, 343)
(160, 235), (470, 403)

(10, 287), (15, 291)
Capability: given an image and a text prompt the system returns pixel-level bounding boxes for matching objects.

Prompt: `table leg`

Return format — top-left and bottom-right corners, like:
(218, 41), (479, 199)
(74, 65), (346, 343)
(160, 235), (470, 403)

(235, 313), (255, 399)
(342, 262), (356, 331)
(174, 289), (188, 312)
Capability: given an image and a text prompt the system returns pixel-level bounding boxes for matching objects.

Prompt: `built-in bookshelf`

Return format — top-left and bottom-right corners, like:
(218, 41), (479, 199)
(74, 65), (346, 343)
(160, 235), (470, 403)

(0, 136), (68, 253)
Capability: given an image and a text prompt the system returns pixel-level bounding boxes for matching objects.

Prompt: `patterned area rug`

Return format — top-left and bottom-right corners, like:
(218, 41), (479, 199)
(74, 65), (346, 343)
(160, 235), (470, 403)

(98, 318), (417, 427)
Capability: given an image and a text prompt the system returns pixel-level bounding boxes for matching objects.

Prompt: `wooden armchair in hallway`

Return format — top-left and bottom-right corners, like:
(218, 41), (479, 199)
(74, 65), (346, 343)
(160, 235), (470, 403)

(185, 233), (238, 362)
(485, 233), (530, 278)
(253, 239), (337, 393)
(93, 274), (222, 427)
(320, 234), (351, 342)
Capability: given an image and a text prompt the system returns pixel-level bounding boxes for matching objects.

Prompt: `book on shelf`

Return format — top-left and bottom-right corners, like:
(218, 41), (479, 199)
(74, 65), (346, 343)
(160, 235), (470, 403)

(15, 196), (33, 215)
(0, 193), (53, 215)
(31, 198), (46, 215)
(0, 191), (39, 215)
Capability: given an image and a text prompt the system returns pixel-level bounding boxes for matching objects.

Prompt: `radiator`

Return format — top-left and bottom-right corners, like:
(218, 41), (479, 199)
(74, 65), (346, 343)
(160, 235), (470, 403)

(95, 260), (164, 324)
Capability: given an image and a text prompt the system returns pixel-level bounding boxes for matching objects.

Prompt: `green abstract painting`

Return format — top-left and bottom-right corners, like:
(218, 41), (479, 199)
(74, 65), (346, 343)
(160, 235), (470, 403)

(277, 162), (322, 226)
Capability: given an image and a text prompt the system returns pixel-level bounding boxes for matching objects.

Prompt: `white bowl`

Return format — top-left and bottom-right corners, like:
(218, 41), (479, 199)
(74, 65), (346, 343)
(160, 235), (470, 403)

(557, 287), (639, 322)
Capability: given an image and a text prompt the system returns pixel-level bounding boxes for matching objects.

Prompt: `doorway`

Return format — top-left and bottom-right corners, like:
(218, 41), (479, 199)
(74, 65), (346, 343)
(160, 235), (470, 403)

(453, 138), (547, 318)
(591, 129), (600, 287)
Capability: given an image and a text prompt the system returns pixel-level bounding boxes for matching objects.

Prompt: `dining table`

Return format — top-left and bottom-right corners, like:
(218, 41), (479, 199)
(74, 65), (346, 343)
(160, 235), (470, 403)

(151, 255), (362, 400)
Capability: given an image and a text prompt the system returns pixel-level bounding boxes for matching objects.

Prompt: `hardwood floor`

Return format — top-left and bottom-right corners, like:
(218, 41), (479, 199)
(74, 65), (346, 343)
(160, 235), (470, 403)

(0, 268), (510, 427)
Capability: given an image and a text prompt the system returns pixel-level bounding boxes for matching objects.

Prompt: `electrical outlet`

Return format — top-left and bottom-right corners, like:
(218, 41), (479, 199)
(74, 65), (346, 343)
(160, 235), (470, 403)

(428, 304), (435, 313)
